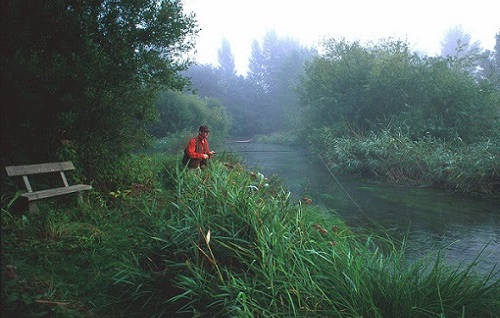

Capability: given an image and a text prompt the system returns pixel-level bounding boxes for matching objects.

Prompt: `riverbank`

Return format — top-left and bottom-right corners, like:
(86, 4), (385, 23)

(258, 129), (500, 195)
(2, 154), (499, 316)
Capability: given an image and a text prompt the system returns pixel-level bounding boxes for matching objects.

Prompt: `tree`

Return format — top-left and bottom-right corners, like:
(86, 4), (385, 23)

(217, 38), (236, 77)
(476, 32), (500, 86)
(496, 32), (500, 72)
(300, 38), (498, 142)
(1, 0), (198, 186)
(247, 40), (266, 94)
(441, 26), (481, 58)
(247, 31), (316, 132)
(186, 32), (315, 136)
(184, 64), (221, 97)
(149, 90), (230, 145)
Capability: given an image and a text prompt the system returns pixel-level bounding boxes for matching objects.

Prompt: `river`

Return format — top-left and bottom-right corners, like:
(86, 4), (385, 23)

(222, 142), (500, 277)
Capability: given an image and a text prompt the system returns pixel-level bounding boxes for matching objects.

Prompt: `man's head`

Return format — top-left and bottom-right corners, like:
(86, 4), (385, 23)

(198, 125), (210, 139)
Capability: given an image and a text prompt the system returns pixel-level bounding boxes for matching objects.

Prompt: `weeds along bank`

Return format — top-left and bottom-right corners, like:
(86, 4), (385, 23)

(308, 129), (500, 194)
(255, 129), (499, 194)
(2, 154), (499, 317)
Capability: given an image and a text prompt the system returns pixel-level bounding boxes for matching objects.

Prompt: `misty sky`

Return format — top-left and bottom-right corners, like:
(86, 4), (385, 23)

(183, 0), (500, 75)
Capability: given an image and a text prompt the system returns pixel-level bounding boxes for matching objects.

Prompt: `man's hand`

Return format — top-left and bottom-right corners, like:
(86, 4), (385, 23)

(202, 154), (209, 159)
(209, 151), (216, 158)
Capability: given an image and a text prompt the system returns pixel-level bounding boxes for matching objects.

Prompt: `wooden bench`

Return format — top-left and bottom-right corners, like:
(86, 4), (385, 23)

(5, 161), (92, 212)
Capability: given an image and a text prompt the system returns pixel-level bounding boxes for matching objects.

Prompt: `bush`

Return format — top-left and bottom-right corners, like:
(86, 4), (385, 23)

(149, 90), (230, 146)
(311, 128), (500, 193)
(300, 39), (499, 143)
(255, 132), (300, 145)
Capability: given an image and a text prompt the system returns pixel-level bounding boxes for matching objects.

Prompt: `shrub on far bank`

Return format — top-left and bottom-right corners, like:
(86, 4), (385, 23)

(310, 128), (500, 194)
(299, 39), (499, 143)
(255, 132), (301, 146)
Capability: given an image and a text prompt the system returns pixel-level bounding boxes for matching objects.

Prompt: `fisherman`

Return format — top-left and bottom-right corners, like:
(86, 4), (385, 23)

(182, 125), (216, 169)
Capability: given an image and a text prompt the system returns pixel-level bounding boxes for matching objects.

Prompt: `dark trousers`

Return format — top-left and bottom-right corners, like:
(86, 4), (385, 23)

(183, 154), (207, 169)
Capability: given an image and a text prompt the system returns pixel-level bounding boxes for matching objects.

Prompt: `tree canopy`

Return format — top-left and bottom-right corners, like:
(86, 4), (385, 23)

(300, 38), (499, 142)
(1, 0), (198, 185)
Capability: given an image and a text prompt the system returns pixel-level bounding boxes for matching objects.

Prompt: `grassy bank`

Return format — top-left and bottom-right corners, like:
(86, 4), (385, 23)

(2, 154), (499, 317)
(308, 128), (500, 194)
(255, 132), (301, 146)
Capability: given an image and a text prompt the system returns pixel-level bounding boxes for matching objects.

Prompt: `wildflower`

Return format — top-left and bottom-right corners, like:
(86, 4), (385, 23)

(302, 197), (312, 205)
(312, 224), (328, 235)
(247, 185), (259, 191)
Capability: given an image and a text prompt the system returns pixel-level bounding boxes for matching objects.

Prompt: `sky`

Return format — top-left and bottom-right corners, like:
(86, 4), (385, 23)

(182, 0), (500, 75)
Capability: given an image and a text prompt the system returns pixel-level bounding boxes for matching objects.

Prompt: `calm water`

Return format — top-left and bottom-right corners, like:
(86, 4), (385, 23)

(223, 142), (500, 276)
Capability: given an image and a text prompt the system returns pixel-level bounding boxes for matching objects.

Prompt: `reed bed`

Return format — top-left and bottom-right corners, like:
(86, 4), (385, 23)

(310, 128), (500, 194)
(2, 155), (499, 317)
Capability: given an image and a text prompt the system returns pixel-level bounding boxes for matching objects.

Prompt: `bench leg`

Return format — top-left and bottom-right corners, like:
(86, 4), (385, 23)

(28, 202), (39, 213)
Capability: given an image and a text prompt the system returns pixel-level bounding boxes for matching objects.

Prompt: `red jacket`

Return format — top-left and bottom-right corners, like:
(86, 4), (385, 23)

(185, 136), (210, 160)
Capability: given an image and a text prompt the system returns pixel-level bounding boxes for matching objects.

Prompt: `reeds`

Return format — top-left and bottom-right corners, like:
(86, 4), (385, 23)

(111, 158), (499, 316)
(311, 128), (500, 194)
(2, 155), (499, 317)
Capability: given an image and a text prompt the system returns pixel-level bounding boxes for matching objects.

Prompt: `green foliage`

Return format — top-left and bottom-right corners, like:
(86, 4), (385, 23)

(96, 153), (171, 193)
(245, 31), (317, 133)
(3, 155), (499, 317)
(300, 39), (499, 142)
(255, 132), (301, 146)
(310, 128), (500, 193)
(149, 90), (230, 146)
(1, 0), (198, 186)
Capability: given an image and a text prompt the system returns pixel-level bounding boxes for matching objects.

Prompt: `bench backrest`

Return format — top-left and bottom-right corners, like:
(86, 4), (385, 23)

(5, 161), (75, 177)
(5, 161), (76, 193)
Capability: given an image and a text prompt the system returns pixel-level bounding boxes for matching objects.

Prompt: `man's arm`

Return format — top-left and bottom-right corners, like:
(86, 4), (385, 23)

(186, 138), (206, 159)
(206, 141), (215, 158)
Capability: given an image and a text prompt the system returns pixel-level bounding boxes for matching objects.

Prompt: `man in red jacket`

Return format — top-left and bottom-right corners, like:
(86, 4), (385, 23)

(182, 125), (216, 169)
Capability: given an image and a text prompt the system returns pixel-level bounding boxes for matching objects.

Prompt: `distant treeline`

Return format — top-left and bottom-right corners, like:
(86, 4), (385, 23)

(300, 38), (499, 143)
(184, 31), (316, 136)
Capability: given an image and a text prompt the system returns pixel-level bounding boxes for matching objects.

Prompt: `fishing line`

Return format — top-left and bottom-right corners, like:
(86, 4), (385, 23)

(317, 153), (405, 244)
(317, 154), (366, 214)
(224, 141), (403, 242)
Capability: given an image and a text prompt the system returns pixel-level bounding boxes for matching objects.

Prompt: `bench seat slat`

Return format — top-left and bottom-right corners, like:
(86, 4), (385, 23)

(21, 184), (92, 201)
(5, 162), (75, 176)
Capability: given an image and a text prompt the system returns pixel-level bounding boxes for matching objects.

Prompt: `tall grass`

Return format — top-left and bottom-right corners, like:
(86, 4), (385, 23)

(255, 132), (301, 146)
(310, 128), (500, 194)
(2, 155), (499, 317)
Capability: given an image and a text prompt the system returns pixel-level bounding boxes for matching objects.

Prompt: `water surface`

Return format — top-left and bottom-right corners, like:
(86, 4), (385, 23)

(223, 142), (500, 276)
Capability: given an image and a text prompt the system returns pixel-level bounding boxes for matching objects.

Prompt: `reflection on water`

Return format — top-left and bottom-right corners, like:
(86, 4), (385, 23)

(223, 142), (500, 276)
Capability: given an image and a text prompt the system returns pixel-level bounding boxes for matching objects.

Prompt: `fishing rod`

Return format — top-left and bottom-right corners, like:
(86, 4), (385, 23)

(221, 150), (295, 153)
